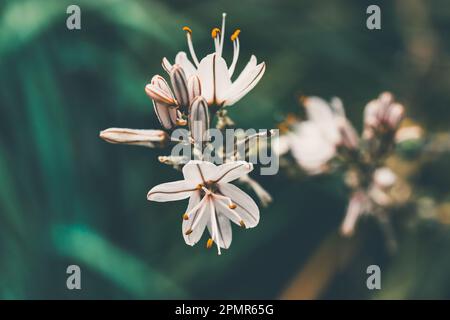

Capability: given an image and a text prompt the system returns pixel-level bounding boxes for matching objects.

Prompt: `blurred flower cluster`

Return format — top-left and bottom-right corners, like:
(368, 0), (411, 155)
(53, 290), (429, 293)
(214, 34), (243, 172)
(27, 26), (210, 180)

(277, 92), (424, 250)
(100, 14), (270, 254)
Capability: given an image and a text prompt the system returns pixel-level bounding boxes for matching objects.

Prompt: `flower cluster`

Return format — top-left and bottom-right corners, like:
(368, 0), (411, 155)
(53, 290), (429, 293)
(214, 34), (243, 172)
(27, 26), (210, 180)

(100, 13), (269, 254)
(277, 92), (418, 246)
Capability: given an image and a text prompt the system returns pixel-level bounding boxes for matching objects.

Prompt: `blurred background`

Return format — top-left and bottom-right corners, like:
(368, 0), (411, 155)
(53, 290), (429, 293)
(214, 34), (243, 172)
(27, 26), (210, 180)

(1, 0), (450, 299)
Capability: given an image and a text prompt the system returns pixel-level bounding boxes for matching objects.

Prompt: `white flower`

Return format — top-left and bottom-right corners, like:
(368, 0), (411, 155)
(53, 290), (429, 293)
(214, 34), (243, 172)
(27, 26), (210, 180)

(288, 97), (359, 174)
(147, 160), (260, 254)
(162, 13), (266, 108)
(363, 92), (405, 139)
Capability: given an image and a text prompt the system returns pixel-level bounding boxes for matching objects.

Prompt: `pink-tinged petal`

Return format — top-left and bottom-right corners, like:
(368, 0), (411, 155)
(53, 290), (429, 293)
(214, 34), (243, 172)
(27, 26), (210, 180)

(289, 122), (336, 174)
(170, 65), (190, 112)
(188, 75), (202, 102)
(175, 51), (197, 79)
(303, 96), (340, 145)
(197, 53), (231, 105)
(212, 161), (253, 183)
(162, 57), (172, 74)
(182, 160), (218, 184)
(146, 75), (177, 130)
(197, 54), (215, 104)
(145, 83), (176, 105)
(152, 100), (178, 130)
(340, 192), (366, 237)
(223, 60), (265, 106)
(183, 195), (209, 246)
(147, 180), (197, 202)
(217, 182), (260, 228)
(188, 96), (210, 143)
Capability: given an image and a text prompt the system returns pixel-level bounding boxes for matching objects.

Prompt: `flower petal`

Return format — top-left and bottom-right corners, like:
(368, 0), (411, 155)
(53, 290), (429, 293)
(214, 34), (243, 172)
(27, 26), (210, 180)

(170, 65), (190, 112)
(189, 96), (210, 143)
(223, 59), (265, 106)
(182, 160), (218, 184)
(207, 208), (232, 249)
(162, 57), (172, 74)
(175, 51), (197, 79)
(197, 53), (231, 105)
(289, 122), (336, 174)
(182, 192), (209, 246)
(217, 182), (260, 228)
(147, 180), (197, 202)
(147, 75), (178, 129)
(188, 75), (202, 103)
(341, 192), (366, 237)
(303, 96), (340, 144)
(212, 161), (253, 183)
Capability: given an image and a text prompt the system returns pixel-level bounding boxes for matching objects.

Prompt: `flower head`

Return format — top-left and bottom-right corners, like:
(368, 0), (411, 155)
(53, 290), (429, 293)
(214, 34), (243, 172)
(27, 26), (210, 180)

(363, 92), (405, 139)
(161, 13), (266, 108)
(147, 160), (260, 254)
(287, 96), (359, 174)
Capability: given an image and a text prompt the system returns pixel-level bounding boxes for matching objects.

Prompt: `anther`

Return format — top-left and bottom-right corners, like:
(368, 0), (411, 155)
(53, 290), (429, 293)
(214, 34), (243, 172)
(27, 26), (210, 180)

(206, 238), (214, 249)
(196, 184), (203, 190)
(182, 213), (189, 220)
(211, 27), (220, 38)
(239, 220), (246, 228)
(231, 29), (241, 41)
(182, 26), (192, 34)
(228, 203), (237, 209)
(176, 118), (187, 126)
(185, 229), (193, 235)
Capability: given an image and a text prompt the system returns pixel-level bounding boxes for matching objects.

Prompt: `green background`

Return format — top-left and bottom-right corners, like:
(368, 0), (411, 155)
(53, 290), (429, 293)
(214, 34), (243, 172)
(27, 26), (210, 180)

(1, 0), (450, 299)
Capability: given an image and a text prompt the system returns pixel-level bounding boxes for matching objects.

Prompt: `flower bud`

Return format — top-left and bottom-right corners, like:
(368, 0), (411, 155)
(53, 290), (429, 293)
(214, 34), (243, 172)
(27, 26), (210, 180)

(189, 96), (210, 143)
(99, 128), (168, 148)
(146, 75), (178, 130)
(170, 65), (190, 112)
(188, 75), (202, 103)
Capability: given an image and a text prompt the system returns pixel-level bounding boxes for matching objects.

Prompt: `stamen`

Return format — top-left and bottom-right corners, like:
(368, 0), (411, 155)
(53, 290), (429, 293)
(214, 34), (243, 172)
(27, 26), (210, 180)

(210, 200), (221, 255)
(218, 13), (226, 57)
(185, 229), (193, 235)
(228, 36), (239, 77)
(211, 28), (220, 39)
(213, 193), (234, 206)
(206, 238), (214, 249)
(183, 26), (200, 67)
(189, 196), (209, 231)
(196, 184), (203, 190)
(229, 203), (237, 209)
(176, 118), (187, 126)
(184, 195), (208, 224)
(214, 197), (245, 229)
(230, 29), (241, 41)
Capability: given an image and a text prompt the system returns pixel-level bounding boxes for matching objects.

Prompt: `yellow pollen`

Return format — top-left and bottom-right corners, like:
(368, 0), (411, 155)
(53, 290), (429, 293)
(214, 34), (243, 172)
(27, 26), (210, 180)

(211, 28), (220, 38)
(182, 213), (189, 220)
(231, 29), (241, 41)
(176, 118), (187, 126)
(185, 229), (193, 235)
(182, 26), (192, 34)
(239, 220), (246, 228)
(206, 238), (214, 249)
(229, 203), (237, 209)
(196, 184), (203, 190)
